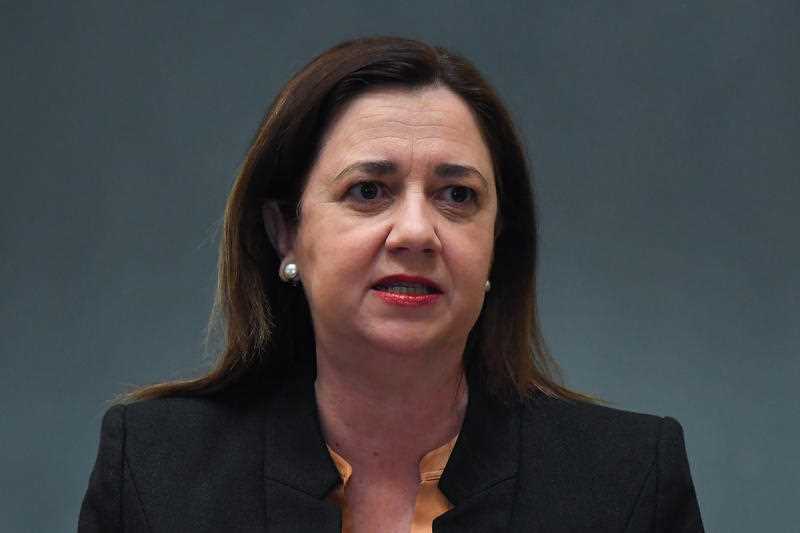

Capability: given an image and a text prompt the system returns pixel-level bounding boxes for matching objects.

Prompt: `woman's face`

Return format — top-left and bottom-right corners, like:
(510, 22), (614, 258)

(287, 85), (497, 357)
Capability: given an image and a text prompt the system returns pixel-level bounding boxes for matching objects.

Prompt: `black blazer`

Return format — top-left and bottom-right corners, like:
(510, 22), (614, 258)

(79, 375), (704, 532)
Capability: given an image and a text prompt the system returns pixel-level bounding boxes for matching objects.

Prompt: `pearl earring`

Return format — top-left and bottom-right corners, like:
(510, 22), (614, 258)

(279, 260), (298, 283)
(485, 280), (491, 292)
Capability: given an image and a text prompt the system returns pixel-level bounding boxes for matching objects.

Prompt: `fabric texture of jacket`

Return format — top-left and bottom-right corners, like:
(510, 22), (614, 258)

(79, 374), (704, 532)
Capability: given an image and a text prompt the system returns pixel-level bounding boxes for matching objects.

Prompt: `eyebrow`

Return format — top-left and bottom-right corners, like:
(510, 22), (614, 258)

(332, 159), (489, 187)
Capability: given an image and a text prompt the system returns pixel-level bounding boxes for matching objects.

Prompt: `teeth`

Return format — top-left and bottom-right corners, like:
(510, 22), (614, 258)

(376, 283), (433, 295)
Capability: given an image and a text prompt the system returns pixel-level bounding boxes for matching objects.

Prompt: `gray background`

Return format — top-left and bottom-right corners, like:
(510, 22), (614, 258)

(2, 1), (797, 531)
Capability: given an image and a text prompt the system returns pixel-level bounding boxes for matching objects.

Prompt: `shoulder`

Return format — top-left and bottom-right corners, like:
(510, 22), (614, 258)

(521, 393), (676, 452)
(512, 394), (703, 530)
(87, 387), (272, 489)
(81, 389), (272, 531)
(114, 388), (267, 458)
(121, 388), (263, 426)
(93, 392), (268, 482)
(518, 393), (690, 474)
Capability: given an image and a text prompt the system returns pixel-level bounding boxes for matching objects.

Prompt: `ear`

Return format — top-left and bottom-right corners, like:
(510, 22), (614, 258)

(261, 201), (296, 258)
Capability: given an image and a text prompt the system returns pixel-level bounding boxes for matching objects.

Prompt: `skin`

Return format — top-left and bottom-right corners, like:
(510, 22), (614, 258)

(266, 85), (498, 532)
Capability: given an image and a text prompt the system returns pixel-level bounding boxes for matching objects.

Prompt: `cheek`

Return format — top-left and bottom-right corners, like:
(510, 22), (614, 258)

(445, 228), (495, 294)
(295, 213), (381, 297)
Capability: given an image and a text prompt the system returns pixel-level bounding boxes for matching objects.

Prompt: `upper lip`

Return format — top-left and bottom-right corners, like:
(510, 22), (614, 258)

(372, 274), (443, 293)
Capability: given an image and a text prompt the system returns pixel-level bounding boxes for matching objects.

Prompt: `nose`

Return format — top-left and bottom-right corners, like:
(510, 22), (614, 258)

(385, 191), (442, 255)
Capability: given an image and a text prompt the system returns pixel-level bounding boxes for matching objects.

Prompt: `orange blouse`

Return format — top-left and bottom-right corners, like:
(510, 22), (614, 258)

(325, 435), (458, 533)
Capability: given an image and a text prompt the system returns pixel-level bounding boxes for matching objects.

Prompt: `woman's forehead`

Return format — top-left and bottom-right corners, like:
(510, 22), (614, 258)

(326, 86), (481, 137)
(312, 86), (494, 180)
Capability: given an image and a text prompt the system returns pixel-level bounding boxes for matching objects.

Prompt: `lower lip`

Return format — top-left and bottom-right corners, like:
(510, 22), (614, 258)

(373, 290), (441, 307)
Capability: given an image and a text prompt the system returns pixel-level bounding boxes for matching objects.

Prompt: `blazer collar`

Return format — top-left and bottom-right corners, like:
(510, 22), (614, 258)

(261, 375), (341, 498)
(261, 375), (342, 533)
(260, 372), (521, 504)
(438, 376), (520, 505)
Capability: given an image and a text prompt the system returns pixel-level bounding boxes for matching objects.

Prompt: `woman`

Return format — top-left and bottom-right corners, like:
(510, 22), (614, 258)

(79, 37), (703, 532)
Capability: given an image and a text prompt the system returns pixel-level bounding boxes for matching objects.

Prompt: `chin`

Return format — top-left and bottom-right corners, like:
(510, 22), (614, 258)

(364, 326), (465, 357)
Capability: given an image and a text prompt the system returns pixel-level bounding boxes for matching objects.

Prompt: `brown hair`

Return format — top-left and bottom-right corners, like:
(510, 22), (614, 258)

(122, 36), (594, 404)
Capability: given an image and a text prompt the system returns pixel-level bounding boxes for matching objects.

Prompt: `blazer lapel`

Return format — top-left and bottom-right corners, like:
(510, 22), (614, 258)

(259, 373), (525, 532)
(262, 376), (342, 533)
(435, 378), (521, 532)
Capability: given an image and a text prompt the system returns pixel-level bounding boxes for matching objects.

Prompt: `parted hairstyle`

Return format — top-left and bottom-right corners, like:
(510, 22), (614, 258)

(123, 36), (593, 404)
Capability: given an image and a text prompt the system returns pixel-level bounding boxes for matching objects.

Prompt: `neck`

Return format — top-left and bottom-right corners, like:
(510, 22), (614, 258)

(314, 341), (468, 470)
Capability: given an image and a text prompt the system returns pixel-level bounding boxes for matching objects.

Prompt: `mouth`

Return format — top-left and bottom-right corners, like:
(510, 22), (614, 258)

(371, 275), (443, 306)
(371, 275), (442, 294)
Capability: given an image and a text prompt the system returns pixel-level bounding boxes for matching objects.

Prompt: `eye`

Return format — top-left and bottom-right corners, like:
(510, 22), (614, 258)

(440, 185), (476, 204)
(346, 181), (384, 202)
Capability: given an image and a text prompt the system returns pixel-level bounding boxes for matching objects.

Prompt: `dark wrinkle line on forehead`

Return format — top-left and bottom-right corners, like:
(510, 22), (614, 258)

(331, 160), (489, 188)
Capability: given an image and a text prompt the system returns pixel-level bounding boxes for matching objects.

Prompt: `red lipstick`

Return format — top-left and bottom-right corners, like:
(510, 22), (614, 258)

(371, 274), (442, 307)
